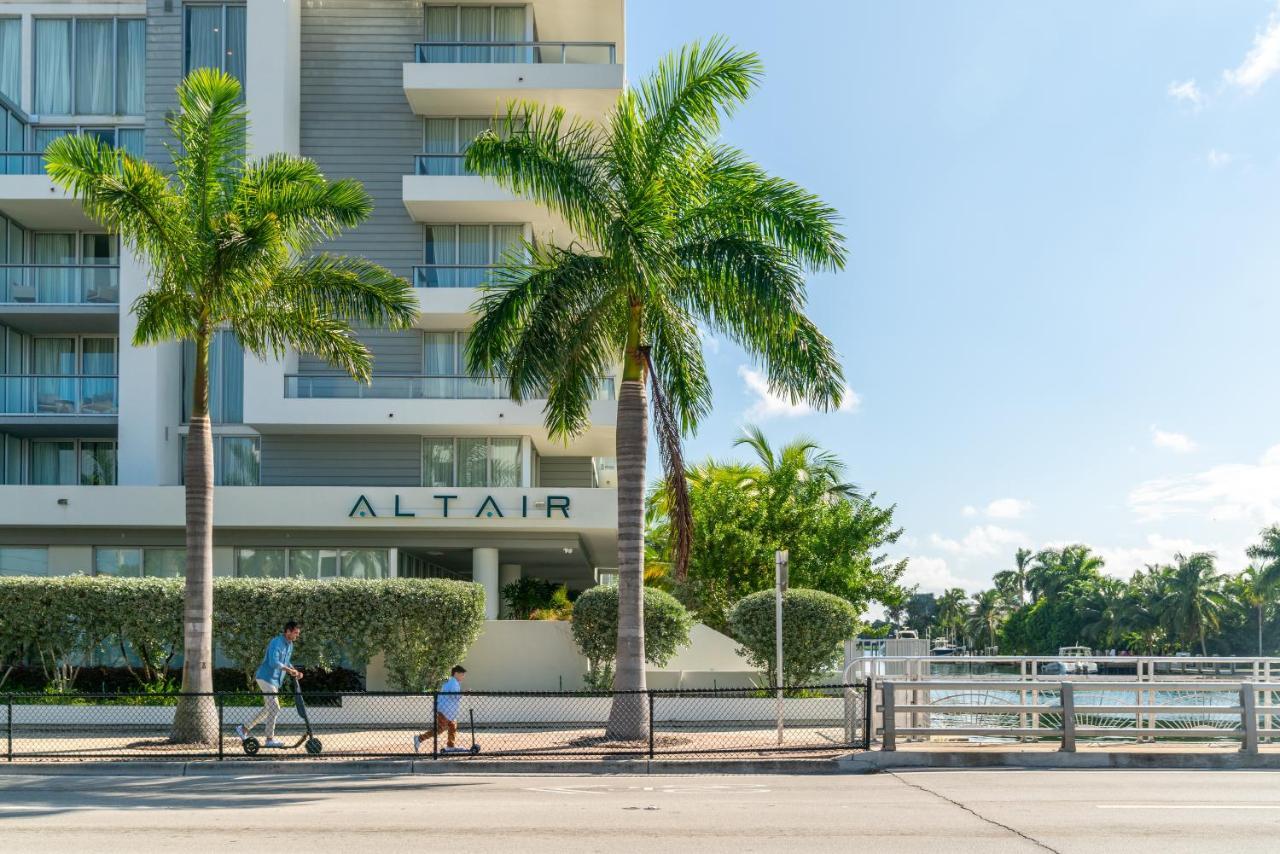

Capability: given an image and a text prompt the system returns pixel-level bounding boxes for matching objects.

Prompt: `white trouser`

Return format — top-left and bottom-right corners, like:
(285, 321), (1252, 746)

(246, 679), (281, 739)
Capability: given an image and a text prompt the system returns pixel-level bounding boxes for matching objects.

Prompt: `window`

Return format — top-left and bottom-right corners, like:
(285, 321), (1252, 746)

(421, 437), (523, 487)
(185, 4), (246, 84)
(180, 435), (260, 485)
(422, 5), (527, 62)
(29, 438), (116, 485)
(419, 224), (524, 287)
(0, 19), (18, 103)
(93, 547), (186, 578)
(0, 547), (49, 577)
(419, 117), (516, 176)
(182, 330), (244, 424)
(33, 17), (146, 116)
(233, 548), (390, 580)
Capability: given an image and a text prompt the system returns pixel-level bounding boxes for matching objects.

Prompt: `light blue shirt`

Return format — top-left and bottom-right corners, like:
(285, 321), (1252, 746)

(437, 676), (461, 720)
(254, 635), (294, 687)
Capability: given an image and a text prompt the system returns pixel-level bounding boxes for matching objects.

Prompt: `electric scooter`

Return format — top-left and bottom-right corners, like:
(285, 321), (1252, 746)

(440, 708), (481, 755)
(241, 678), (323, 756)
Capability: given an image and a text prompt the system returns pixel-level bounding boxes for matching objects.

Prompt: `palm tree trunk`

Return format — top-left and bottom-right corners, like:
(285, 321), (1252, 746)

(606, 317), (649, 741)
(171, 329), (217, 744)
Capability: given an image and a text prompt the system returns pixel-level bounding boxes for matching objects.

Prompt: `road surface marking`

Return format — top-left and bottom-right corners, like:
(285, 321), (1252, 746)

(1097, 804), (1280, 810)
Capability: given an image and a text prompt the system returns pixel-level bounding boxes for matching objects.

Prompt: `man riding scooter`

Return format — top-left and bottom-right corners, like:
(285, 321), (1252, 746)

(235, 621), (303, 748)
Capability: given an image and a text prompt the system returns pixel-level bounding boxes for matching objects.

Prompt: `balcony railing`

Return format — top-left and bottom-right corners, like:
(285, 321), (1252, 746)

(413, 153), (473, 176)
(284, 374), (615, 401)
(0, 152), (49, 176)
(414, 41), (617, 65)
(0, 375), (119, 415)
(412, 264), (501, 289)
(0, 265), (120, 305)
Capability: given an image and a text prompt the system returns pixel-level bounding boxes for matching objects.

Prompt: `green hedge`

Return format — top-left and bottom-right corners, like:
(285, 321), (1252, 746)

(570, 585), (693, 690)
(729, 588), (858, 686)
(0, 576), (485, 692)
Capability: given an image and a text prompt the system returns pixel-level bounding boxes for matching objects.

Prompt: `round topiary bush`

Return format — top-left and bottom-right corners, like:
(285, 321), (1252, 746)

(728, 588), (858, 686)
(571, 584), (693, 690)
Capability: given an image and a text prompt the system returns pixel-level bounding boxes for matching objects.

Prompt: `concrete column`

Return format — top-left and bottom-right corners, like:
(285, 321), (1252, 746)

(246, 0), (301, 158)
(473, 547), (500, 620)
(499, 563), (522, 617)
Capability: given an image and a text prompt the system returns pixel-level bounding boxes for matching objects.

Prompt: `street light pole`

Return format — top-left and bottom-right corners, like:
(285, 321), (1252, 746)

(775, 549), (788, 745)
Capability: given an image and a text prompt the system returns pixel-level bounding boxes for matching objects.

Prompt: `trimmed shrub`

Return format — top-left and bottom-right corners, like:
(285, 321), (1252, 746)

(571, 585), (693, 690)
(0, 576), (485, 693)
(728, 588), (858, 686)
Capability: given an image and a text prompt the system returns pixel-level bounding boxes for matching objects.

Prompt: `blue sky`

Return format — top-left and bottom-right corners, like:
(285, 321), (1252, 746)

(626, 1), (1280, 594)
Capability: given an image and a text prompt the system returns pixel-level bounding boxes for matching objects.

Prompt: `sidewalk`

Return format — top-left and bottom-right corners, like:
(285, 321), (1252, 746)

(842, 739), (1280, 771)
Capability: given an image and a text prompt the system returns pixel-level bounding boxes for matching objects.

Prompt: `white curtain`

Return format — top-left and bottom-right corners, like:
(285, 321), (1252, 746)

(423, 5), (456, 62)
(459, 6), (490, 63)
(458, 225), (488, 286)
(184, 6), (222, 73)
(490, 438), (521, 486)
(423, 118), (457, 175)
(422, 438), (454, 486)
(75, 19), (114, 114)
(218, 437), (259, 486)
(225, 6), (246, 85)
(493, 6), (526, 62)
(457, 438), (488, 486)
(423, 224), (458, 286)
(31, 441), (76, 485)
(34, 19), (72, 114)
(0, 19), (19, 103)
(116, 19), (145, 115)
(34, 233), (76, 303)
(457, 118), (490, 176)
(423, 331), (456, 375)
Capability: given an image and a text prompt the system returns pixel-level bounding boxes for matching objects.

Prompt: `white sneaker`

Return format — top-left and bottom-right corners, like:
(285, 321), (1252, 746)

(265, 738), (285, 748)
(412, 735), (420, 754)
(234, 725), (247, 741)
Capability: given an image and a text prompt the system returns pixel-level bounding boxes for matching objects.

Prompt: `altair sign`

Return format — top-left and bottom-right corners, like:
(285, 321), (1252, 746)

(348, 493), (571, 520)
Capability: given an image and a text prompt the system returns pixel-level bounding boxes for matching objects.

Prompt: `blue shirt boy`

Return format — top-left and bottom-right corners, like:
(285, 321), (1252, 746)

(437, 675), (462, 720)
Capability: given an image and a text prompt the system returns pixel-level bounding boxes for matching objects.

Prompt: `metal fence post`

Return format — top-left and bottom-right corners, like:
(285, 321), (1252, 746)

(1241, 683), (1259, 755)
(6, 695), (11, 762)
(648, 692), (655, 759)
(881, 682), (896, 751)
(432, 692), (439, 759)
(216, 693), (224, 761)
(863, 678), (873, 749)
(1058, 682), (1076, 753)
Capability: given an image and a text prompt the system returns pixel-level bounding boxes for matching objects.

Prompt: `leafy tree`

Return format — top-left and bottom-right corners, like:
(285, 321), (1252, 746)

(463, 40), (846, 739)
(1226, 565), (1274, 657)
(965, 589), (1007, 650)
(1155, 552), (1228, 656)
(44, 70), (414, 741)
(903, 591), (939, 636)
(934, 588), (969, 643)
(571, 585), (693, 691)
(993, 547), (1034, 607)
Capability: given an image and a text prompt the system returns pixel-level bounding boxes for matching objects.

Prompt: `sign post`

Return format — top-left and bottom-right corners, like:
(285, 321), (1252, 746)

(775, 549), (789, 745)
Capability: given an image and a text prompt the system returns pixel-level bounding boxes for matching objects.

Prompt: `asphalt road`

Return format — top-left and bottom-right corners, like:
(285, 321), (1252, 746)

(3, 769), (1280, 853)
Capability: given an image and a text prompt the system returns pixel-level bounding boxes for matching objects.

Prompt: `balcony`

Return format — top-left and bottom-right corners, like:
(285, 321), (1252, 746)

(0, 265), (120, 333)
(403, 40), (623, 117)
(412, 264), (499, 289)
(403, 155), (568, 230)
(0, 375), (118, 436)
(0, 152), (97, 230)
(284, 374), (615, 401)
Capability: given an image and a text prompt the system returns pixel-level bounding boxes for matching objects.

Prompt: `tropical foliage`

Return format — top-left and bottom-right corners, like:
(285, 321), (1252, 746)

(729, 588), (859, 686)
(43, 69), (415, 740)
(570, 585), (694, 691)
(646, 427), (907, 632)
(463, 39), (846, 737)
(898, 525), (1280, 656)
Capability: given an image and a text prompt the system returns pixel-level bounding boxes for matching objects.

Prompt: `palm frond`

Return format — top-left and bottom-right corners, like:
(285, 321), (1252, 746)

(230, 306), (372, 382)
(643, 347), (691, 582)
(265, 254), (416, 329)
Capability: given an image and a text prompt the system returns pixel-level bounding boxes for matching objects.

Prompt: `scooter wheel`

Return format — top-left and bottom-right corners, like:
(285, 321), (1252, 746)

(242, 737), (260, 756)
(470, 744), (480, 755)
(305, 737), (323, 755)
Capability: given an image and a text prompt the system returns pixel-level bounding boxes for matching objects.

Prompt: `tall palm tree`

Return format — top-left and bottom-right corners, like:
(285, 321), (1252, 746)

(45, 70), (415, 742)
(1156, 552), (1228, 656)
(464, 40), (845, 738)
(1078, 577), (1127, 651)
(935, 587), (969, 643)
(1231, 565), (1274, 657)
(1247, 524), (1280, 583)
(1028, 544), (1104, 601)
(965, 589), (1007, 651)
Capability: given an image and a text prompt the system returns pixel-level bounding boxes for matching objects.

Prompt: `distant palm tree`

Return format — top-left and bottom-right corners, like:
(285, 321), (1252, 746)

(1157, 553), (1228, 656)
(1079, 577), (1127, 650)
(993, 546), (1034, 607)
(1247, 524), (1280, 583)
(1231, 565), (1274, 657)
(935, 587), (969, 643)
(966, 589), (1007, 650)
(1028, 545), (1104, 601)
(44, 70), (415, 742)
(734, 424), (860, 501)
(464, 40), (846, 739)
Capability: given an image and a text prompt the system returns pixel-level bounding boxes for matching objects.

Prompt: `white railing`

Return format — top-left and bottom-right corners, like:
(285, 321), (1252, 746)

(846, 654), (1280, 685)
(879, 680), (1280, 752)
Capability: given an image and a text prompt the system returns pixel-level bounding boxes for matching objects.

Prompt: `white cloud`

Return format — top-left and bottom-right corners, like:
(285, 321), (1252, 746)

(961, 505), (978, 517)
(985, 498), (1031, 520)
(1151, 427), (1197, 454)
(930, 524), (1026, 559)
(900, 556), (989, 595)
(737, 365), (859, 421)
(1093, 534), (1249, 579)
(1167, 79), (1204, 109)
(1207, 149), (1233, 169)
(1225, 4), (1280, 93)
(1128, 443), (1280, 524)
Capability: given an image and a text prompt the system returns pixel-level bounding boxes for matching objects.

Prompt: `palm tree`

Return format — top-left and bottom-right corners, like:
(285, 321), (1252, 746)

(1231, 565), (1274, 657)
(966, 589), (1007, 651)
(1156, 552), (1228, 655)
(734, 424), (860, 501)
(1078, 577), (1127, 651)
(463, 40), (845, 738)
(1028, 545), (1104, 601)
(44, 70), (415, 742)
(1247, 524), (1280, 582)
(935, 587), (969, 644)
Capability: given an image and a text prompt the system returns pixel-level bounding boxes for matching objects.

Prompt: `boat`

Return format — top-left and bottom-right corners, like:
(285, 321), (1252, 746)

(1040, 645), (1099, 675)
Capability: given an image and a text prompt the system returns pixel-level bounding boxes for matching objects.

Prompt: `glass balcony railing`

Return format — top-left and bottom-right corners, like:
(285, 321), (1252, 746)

(0, 152), (49, 176)
(413, 153), (473, 176)
(284, 374), (616, 401)
(0, 375), (119, 415)
(412, 264), (500, 288)
(414, 41), (617, 65)
(0, 265), (120, 304)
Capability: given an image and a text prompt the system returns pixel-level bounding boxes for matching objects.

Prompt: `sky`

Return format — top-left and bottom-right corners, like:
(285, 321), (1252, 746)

(626, 1), (1280, 595)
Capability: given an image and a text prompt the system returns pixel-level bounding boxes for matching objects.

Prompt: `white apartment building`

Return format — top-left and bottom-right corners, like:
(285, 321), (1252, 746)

(0, 0), (625, 618)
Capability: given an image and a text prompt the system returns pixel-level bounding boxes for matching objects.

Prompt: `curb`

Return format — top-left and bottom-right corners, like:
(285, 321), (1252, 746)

(839, 750), (1280, 772)
(0, 756), (851, 777)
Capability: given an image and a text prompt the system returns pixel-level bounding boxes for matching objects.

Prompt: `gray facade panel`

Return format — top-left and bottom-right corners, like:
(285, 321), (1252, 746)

(144, 0), (182, 168)
(300, 0), (423, 281)
(260, 434), (421, 486)
(539, 457), (595, 488)
(297, 328), (423, 375)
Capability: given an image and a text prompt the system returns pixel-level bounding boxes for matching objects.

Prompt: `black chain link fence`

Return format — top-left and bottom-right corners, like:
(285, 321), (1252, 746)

(3, 682), (869, 761)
